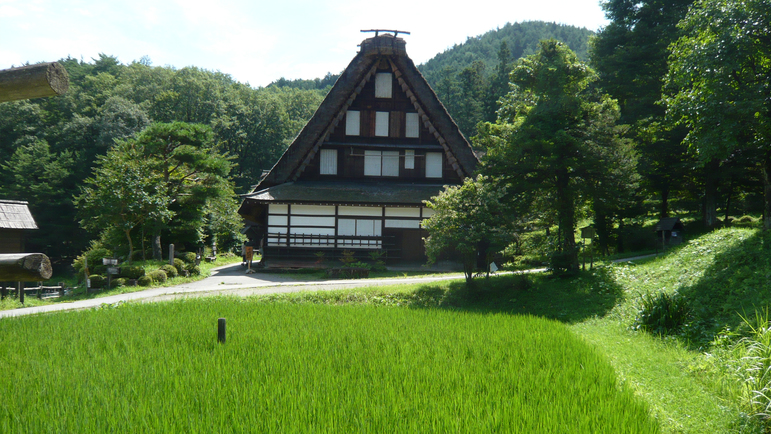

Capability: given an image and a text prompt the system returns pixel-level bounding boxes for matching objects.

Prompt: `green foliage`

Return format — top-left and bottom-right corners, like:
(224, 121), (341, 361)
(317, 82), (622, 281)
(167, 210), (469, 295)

(137, 275), (153, 286)
(119, 265), (145, 280)
(338, 250), (356, 266)
(186, 264), (201, 276)
(423, 175), (517, 282)
(172, 258), (185, 270)
(479, 40), (635, 272)
(72, 244), (113, 278)
(112, 278), (128, 288)
(591, 0), (694, 220)
(160, 265), (178, 278)
(0, 55), (326, 267)
(88, 275), (106, 289)
(180, 252), (197, 264)
(633, 291), (692, 335)
(0, 300), (659, 432)
(367, 250), (387, 271)
(147, 270), (167, 284)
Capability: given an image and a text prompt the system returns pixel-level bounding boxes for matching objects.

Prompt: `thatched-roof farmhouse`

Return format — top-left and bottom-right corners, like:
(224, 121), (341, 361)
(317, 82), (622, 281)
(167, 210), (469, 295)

(238, 33), (478, 264)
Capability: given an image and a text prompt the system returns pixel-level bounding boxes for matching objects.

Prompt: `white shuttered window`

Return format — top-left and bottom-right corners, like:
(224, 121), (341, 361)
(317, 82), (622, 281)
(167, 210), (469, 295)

(426, 152), (443, 178)
(375, 73), (392, 98)
(404, 150), (415, 169)
(375, 111), (389, 137)
(320, 149), (337, 175)
(405, 113), (420, 138)
(382, 151), (399, 177)
(364, 150), (382, 176)
(346, 110), (360, 136)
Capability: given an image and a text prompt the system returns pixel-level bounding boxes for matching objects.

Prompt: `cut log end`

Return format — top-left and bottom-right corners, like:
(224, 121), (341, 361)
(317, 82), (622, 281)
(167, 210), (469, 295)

(0, 253), (53, 281)
(0, 62), (70, 103)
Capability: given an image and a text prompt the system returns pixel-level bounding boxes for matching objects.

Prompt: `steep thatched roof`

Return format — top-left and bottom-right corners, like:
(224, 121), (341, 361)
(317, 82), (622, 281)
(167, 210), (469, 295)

(0, 200), (38, 230)
(255, 34), (478, 190)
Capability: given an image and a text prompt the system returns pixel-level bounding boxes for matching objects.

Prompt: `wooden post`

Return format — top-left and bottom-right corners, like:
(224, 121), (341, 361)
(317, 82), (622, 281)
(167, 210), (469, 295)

(58, 282), (65, 298)
(1, 283), (5, 300)
(169, 244), (175, 266)
(0, 63), (69, 103)
(18, 282), (23, 304)
(218, 318), (226, 344)
(36, 281), (42, 299)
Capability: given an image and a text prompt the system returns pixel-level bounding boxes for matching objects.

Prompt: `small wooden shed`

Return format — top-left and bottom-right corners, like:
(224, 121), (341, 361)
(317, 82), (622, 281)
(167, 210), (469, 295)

(655, 217), (685, 246)
(0, 200), (38, 253)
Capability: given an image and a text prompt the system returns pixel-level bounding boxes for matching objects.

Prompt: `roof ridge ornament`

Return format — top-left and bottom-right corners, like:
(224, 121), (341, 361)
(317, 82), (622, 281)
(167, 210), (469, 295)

(360, 29), (410, 37)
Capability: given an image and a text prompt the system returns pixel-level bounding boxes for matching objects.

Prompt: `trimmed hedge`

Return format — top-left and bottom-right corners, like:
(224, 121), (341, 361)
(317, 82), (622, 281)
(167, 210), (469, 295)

(148, 270), (167, 284)
(181, 252), (197, 264)
(89, 275), (106, 289)
(160, 265), (178, 278)
(137, 276), (153, 286)
(120, 266), (146, 280)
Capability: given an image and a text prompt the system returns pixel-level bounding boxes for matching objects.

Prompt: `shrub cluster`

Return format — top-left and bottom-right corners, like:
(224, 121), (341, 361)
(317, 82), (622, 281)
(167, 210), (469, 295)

(147, 270), (168, 284)
(120, 266), (146, 280)
(160, 265), (178, 278)
(633, 291), (691, 335)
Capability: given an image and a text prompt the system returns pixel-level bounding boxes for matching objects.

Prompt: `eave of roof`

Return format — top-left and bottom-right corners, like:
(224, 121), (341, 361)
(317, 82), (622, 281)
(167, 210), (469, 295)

(241, 181), (449, 206)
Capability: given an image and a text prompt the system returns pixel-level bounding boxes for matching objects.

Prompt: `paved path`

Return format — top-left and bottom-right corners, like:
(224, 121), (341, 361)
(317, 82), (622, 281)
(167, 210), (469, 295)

(0, 253), (658, 319)
(0, 264), (473, 318)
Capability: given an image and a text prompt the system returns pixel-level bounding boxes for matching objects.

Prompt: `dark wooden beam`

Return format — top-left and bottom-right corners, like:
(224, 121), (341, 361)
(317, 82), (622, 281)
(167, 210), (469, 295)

(0, 253), (53, 281)
(0, 62), (69, 103)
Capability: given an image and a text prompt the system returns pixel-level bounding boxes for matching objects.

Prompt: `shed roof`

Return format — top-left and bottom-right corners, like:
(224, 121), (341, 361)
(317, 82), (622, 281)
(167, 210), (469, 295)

(242, 181), (446, 206)
(0, 200), (38, 230)
(655, 217), (684, 232)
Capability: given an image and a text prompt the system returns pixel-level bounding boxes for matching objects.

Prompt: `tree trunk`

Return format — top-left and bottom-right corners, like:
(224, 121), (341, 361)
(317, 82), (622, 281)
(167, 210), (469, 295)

(763, 154), (771, 231)
(704, 159), (720, 228)
(125, 228), (134, 264)
(660, 187), (670, 219)
(556, 169), (577, 271)
(152, 230), (162, 260)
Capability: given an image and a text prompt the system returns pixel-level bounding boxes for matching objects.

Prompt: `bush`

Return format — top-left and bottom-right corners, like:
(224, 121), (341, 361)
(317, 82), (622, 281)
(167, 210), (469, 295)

(181, 252), (198, 264)
(633, 291), (691, 334)
(119, 266), (145, 280)
(73, 244), (113, 277)
(89, 275), (106, 289)
(148, 270), (167, 284)
(137, 275), (153, 286)
(160, 265), (178, 278)
(173, 258), (185, 271)
(186, 264), (201, 276)
(112, 277), (128, 288)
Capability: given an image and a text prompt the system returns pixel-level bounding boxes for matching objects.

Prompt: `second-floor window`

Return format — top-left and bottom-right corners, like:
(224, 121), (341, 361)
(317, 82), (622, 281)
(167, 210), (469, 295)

(364, 150), (399, 177)
(320, 149), (337, 175)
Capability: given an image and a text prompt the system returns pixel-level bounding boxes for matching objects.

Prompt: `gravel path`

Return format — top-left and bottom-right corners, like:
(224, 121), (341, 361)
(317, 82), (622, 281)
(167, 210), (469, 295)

(0, 253), (657, 319)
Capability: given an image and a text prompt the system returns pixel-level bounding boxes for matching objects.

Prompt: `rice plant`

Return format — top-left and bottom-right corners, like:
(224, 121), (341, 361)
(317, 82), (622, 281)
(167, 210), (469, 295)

(0, 298), (659, 433)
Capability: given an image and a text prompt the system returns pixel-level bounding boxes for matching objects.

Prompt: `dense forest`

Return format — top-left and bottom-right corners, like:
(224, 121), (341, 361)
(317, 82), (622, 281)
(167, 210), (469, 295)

(2, 5), (769, 273)
(0, 55), (325, 265)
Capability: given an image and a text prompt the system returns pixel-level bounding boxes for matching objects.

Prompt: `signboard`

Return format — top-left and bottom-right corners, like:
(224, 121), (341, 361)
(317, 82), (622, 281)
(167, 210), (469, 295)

(244, 246), (254, 262)
(107, 267), (120, 275)
(580, 227), (596, 239)
(102, 258), (118, 266)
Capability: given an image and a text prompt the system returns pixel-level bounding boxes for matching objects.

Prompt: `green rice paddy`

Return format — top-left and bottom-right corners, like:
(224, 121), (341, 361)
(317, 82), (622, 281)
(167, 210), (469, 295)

(0, 299), (657, 433)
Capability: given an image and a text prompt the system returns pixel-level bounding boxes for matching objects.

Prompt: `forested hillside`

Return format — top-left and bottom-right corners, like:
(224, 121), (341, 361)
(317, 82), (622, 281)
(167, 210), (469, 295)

(417, 21), (594, 139)
(0, 55), (325, 263)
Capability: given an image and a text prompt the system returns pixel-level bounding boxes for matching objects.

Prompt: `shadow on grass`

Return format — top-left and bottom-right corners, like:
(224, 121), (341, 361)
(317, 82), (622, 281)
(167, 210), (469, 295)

(410, 268), (625, 324)
(673, 230), (771, 344)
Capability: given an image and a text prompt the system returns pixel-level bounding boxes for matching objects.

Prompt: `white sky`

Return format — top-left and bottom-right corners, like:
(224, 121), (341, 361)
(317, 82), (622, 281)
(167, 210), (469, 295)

(1, 0), (608, 88)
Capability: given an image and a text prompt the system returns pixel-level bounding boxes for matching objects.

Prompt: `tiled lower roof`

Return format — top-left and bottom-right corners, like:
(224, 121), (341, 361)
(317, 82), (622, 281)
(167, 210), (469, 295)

(0, 200), (38, 230)
(241, 181), (451, 206)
